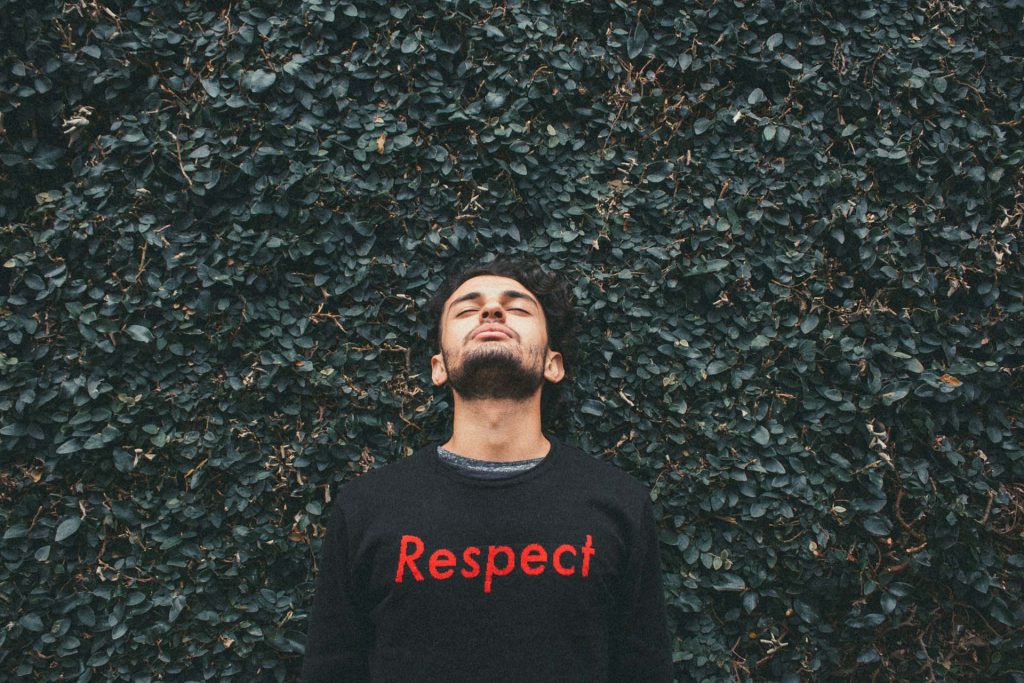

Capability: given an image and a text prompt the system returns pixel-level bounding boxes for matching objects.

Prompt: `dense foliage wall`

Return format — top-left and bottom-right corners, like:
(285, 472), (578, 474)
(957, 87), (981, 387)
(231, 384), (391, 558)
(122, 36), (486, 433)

(2, 0), (1023, 680)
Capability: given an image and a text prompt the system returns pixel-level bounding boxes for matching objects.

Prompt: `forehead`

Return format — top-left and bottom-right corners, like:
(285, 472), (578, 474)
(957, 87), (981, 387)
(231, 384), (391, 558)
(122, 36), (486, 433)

(445, 275), (539, 309)
(448, 274), (544, 313)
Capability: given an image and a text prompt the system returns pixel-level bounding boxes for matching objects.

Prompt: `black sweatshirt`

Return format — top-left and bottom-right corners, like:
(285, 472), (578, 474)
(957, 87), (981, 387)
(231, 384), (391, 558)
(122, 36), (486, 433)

(300, 435), (674, 682)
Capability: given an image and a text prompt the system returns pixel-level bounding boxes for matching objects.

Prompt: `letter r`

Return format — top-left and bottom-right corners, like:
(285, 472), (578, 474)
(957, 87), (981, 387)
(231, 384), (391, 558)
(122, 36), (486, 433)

(395, 534), (425, 583)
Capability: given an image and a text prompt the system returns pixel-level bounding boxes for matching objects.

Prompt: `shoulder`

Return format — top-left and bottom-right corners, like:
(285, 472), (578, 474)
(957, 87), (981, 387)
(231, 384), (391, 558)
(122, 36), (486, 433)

(337, 443), (431, 495)
(555, 437), (652, 504)
(316, 444), (434, 545)
(321, 444), (432, 537)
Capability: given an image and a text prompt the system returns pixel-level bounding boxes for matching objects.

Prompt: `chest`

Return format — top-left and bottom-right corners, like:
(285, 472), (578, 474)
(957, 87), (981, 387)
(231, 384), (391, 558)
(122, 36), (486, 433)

(347, 485), (636, 631)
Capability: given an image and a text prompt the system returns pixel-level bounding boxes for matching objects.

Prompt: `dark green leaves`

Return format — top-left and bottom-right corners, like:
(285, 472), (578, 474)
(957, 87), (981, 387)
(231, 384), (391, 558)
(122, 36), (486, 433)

(1, 1), (1021, 681)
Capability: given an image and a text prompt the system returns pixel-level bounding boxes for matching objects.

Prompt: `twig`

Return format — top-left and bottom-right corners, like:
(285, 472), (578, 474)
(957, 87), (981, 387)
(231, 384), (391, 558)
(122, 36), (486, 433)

(168, 132), (193, 187)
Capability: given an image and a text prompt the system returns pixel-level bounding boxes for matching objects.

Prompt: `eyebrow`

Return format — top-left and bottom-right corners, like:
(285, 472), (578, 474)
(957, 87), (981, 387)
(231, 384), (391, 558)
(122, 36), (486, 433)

(447, 289), (539, 315)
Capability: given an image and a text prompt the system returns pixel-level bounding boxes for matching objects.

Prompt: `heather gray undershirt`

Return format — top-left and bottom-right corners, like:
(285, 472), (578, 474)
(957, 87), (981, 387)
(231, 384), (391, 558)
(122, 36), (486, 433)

(436, 445), (546, 479)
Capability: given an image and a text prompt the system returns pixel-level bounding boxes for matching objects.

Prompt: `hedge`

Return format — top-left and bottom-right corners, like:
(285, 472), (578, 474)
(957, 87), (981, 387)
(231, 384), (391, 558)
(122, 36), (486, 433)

(1, 0), (1022, 680)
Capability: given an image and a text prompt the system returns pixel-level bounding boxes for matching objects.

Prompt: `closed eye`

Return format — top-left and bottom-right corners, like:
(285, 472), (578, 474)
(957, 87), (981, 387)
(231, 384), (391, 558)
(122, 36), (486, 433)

(458, 308), (529, 315)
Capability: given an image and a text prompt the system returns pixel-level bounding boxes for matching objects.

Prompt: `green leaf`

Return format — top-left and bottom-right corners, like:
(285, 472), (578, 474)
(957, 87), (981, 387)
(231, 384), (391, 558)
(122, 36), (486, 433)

(780, 54), (802, 70)
(863, 515), (891, 537)
(711, 573), (746, 591)
(268, 634), (305, 653)
(3, 524), (28, 540)
(484, 91), (506, 109)
(0, 423), (27, 436)
(645, 161), (673, 183)
(243, 69), (277, 93)
(126, 325), (154, 343)
(752, 426), (771, 446)
(800, 314), (819, 333)
(55, 516), (82, 542)
(169, 595), (186, 622)
(706, 360), (730, 375)
(821, 387), (843, 402)
(200, 79), (220, 97)
(56, 439), (81, 455)
(627, 23), (648, 59)
(19, 614), (45, 632)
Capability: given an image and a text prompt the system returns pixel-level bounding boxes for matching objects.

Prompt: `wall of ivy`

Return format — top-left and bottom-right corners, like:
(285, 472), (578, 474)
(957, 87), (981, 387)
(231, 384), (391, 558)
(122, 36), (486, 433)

(2, 0), (1022, 680)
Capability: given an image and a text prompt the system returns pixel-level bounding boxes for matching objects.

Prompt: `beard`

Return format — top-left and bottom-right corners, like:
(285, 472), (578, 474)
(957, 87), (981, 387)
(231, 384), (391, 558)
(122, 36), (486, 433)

(442, 341), (546, 401)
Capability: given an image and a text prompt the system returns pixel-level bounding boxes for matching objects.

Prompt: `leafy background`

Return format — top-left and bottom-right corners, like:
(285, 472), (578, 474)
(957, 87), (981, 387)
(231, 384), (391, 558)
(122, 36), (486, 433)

(2, 0), (1023, 680)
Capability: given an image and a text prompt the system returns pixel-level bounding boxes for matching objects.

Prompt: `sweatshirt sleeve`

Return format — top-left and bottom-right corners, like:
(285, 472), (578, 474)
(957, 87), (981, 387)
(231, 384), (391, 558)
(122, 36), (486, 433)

(608, 494), (674, 682)
(300, 501), (372, 682)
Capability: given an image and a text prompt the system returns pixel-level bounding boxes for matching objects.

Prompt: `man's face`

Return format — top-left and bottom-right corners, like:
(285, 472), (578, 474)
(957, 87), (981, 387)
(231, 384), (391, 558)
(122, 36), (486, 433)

(430, 275), (564, 401)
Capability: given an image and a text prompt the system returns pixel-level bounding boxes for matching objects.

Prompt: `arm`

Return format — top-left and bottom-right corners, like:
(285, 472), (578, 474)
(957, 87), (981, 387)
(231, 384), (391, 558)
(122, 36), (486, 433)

(300, 503), (372, 682)
(609, 494), (674, 682)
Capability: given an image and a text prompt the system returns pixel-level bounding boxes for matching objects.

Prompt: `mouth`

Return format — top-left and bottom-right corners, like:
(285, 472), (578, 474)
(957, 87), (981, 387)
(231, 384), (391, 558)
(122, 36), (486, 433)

(473, 325), (513, 340)
(474, 330), (512, 340)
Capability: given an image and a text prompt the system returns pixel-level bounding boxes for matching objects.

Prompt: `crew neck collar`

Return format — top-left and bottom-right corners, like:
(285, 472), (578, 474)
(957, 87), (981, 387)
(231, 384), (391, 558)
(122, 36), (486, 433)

(424, 433), (562, 487)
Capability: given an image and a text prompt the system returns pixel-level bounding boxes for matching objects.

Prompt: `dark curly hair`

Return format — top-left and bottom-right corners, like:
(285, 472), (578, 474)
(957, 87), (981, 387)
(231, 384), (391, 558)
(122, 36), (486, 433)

(422, 255), (579, 425)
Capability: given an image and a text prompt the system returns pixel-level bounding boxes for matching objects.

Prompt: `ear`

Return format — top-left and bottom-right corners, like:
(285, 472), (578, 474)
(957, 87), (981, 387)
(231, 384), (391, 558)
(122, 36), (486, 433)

(543, 349), (565, 384)
(431, 352), (448, 386)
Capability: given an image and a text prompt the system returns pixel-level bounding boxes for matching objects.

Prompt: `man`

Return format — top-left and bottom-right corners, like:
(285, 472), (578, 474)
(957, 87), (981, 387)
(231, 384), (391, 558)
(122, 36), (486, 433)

(300, 256), (674, 682)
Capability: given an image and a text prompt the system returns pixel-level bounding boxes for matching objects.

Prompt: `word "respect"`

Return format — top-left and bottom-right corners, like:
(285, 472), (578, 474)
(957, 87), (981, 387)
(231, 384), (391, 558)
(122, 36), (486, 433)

(394, 534), (596, 593)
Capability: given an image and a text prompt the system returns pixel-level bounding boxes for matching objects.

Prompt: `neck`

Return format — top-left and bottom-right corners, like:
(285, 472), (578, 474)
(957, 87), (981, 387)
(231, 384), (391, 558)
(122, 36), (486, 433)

(442, 391), (549, 461)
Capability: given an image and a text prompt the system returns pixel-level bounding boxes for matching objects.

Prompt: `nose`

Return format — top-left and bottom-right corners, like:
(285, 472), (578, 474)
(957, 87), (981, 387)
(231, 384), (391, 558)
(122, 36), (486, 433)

(480, 301), (504, 320)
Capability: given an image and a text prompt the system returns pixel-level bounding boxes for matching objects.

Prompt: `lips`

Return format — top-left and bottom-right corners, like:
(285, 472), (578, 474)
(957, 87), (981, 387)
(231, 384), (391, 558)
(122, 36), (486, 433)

(473, 326), (513, 340)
